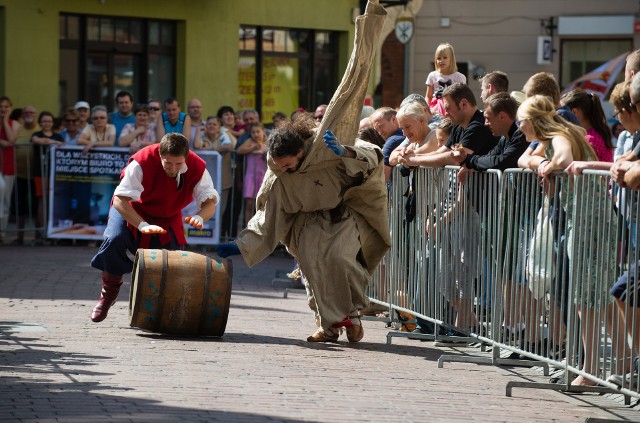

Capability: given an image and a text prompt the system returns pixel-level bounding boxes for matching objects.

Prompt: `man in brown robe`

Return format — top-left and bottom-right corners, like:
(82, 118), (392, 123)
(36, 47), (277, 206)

(216, 1), (390, 342)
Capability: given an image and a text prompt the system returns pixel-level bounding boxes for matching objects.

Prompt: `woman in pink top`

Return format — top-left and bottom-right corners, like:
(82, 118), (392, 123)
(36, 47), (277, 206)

(236, 122), (268, 227)
(561, 89), (613, 162)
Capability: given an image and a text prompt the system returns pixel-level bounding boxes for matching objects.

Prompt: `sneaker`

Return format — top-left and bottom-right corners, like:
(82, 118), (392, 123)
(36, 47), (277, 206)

(414, 318), (435, 334)
(499, 327), (526, 344)
(411, 325), (446, 335)
(409, 328), (431, 342)
(433, 330), (471, 347)
(549, 370), (567, 384)
(504, 351), (523, 360)
(607, 372), (639, 388)
(433, 338), (470, 347)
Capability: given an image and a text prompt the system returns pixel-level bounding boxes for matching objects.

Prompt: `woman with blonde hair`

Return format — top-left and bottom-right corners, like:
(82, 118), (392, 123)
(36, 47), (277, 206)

(518, 94), (622, 387)
(517, 94), (595, 174)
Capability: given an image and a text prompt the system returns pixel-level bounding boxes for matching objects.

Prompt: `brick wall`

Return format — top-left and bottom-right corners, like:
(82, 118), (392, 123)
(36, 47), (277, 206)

(379, 33), (405, 109)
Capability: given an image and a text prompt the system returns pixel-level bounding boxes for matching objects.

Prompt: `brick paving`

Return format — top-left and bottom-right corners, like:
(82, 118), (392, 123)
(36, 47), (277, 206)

(1, 244), (639, 422)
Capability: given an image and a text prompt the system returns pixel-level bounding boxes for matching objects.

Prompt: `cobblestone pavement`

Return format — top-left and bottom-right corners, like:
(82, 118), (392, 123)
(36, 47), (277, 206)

(1, 244), (639, 422)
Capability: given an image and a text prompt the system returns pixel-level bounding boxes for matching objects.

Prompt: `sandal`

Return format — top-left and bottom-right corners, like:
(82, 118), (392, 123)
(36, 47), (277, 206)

(346, 322), (364, 343)
(306, 330), (339, 343)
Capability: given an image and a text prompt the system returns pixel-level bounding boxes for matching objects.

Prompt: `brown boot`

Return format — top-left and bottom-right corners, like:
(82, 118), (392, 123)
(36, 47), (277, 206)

(91, 272), (123, 323)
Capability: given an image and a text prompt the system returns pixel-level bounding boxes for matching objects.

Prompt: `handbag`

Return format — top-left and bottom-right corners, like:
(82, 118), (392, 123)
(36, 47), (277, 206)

(526, 197), (555, 300)
(403, 170), (416, 223)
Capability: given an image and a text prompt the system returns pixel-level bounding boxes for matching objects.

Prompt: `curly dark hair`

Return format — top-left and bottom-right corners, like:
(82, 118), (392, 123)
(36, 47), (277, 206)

(268, 113), (315, 158)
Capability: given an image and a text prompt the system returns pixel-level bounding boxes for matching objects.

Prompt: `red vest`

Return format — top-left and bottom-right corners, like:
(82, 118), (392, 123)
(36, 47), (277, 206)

(1, 119), (15, 175)
(122, 144), (206, 246)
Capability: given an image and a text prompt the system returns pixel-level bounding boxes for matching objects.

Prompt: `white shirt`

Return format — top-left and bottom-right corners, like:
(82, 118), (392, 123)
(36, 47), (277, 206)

(114, 159), (219, 208)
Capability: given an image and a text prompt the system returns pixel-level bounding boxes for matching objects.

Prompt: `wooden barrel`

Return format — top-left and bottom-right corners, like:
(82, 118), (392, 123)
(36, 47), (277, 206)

(129, 249), (232, 336)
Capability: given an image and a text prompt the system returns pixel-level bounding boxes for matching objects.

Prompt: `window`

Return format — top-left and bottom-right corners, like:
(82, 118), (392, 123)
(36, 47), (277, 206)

(238, 25), (340, 122)
(59, 14), (176, 114)
(560, 39), (632, 90)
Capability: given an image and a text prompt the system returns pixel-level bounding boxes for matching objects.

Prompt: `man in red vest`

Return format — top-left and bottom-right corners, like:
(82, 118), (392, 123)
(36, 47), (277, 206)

(90, 132), (219, 323)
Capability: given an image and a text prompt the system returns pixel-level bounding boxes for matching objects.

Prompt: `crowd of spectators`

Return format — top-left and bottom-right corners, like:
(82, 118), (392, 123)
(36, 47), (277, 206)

(0, 90), (366, 245)
(359, 49), (639, 389)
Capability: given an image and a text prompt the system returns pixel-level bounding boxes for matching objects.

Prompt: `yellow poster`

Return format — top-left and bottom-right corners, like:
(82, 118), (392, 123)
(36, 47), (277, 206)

(238, 56), (299, 122)
(237, 56), (256, 111)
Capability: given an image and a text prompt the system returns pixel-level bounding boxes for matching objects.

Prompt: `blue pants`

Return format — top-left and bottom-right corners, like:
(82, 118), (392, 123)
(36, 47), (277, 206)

(610, 260), (640, 307)
(90, 207), (181, 276)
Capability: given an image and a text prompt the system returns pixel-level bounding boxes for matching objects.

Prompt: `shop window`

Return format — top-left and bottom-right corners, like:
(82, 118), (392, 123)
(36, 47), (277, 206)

(59, 14), (176, 114)
(239, 25), (339, 122)
(560, 39), (632, 90)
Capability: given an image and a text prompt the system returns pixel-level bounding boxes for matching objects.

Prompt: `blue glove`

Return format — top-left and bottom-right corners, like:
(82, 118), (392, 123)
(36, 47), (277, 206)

(323, 130), (348, 157)
(215, 242), (240, 258)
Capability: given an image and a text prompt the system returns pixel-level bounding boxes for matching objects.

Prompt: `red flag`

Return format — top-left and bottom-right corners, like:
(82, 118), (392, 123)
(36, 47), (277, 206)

(561, 52), (628, 100)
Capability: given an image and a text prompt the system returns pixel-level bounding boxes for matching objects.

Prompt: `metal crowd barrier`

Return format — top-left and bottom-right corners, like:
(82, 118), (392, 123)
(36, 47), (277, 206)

(368, 166), (640, 402)
(382, 166), (499, 345)
(1, 142), (49, 245)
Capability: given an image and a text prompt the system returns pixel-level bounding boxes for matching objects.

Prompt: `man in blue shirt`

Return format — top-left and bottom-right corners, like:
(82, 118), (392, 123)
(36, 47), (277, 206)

(371, 107), (405, 182)
(109, 91), (135, 145)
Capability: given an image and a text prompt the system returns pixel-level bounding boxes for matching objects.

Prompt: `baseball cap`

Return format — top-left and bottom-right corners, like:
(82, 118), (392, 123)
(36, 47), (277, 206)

(74, 101), (90, 110)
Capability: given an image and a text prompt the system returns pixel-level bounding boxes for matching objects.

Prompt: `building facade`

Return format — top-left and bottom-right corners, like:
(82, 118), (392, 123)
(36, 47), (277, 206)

(0, 0), (359, 121)
(1, 1), (638, 121)
(399, 0), (639, 105)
